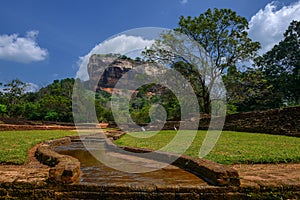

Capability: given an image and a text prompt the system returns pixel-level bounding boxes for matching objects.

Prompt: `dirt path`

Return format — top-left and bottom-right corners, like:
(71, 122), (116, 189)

(0, 144), (49, 184)
(233, 163), (300, 187)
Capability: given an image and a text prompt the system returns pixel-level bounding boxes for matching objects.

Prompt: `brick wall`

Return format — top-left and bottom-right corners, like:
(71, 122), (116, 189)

(223, 106), (300, 136)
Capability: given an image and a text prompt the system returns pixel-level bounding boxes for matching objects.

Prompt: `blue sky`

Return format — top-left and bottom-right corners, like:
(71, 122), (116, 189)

(0, 0), (299, 89)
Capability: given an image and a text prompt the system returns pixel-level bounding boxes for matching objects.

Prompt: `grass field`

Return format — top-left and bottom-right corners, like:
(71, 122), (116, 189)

(0, 130), (77, 165)
(115, 130), (300, 164)
(1, 129), (299, 165)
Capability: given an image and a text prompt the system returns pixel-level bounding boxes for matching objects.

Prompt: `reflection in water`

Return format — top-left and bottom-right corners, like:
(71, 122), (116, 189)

(55, 140), (208, 186)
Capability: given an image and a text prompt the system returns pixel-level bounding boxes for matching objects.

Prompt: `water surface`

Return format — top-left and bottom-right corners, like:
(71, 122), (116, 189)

(55, 137), (208, 186)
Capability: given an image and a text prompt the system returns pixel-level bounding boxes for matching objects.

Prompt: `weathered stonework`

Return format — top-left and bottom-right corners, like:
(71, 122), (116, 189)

(144, 106), (300, 137)
(0, 117), (75, 131)
(35, 137), (80, 184)
(0, 124), (75, 131)
(0, 181), (299, 199)
(36, 135), (240, 187)
(223, 106), (300, 136)
(103, 135), (240, 187)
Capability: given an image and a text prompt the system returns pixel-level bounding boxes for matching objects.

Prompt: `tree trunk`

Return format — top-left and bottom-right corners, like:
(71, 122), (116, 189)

(203, 91), (211, 114)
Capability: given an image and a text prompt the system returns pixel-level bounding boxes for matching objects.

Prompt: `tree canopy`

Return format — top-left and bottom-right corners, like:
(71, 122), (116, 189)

(144, 8), (260, 113)
(255, 20), (300, 106)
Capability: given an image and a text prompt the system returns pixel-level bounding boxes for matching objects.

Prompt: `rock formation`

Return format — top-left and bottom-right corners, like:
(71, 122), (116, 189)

(88, 54), (136, 90)
(87, 54), (164, 92)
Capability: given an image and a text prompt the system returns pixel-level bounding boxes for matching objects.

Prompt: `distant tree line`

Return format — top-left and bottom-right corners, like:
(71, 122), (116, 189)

(0, 78), (75, 122)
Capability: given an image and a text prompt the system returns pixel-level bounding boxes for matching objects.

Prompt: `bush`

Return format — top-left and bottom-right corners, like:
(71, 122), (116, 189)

(45, 111), (60, 121)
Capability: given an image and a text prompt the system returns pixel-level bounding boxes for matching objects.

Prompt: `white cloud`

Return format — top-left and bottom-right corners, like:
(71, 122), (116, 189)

(25, 82), (39, 93)
(0, 81), (39, 93)
(76, 34), (154, 80)
(249, 1), (300, 54)
(180, 0), (188, 4)
(0, 30), (48, 63)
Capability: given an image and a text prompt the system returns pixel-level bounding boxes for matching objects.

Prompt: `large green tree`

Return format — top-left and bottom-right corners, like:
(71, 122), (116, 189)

(144, 8), (260, 113)
(2, 79), (27, 105)
(2, 79), (27, 117)
(0, 82), (6, 116)
(223, 67), (278, 112)
(256, 20), (300, 106)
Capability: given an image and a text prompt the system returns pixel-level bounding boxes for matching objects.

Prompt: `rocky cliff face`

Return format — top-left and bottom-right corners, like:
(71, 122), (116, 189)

(87, 54), (164, 92)
(87, 54), (138, 91)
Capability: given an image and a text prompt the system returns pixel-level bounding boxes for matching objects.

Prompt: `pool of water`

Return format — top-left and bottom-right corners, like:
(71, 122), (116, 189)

(55, 136), (208, 186)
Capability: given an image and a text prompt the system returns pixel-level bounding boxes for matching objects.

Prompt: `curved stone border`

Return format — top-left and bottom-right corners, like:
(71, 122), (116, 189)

(37, 134), (239, 186)
(103, 129), (126, 140)
(104, 135), (240, 186)
(35, 137), (80, 184)
(122, 146), (240, 186)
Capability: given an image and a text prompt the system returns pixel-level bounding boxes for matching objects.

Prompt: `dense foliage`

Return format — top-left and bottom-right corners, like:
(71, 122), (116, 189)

(0, 78), (74, 121)
(224, 20), (300, 112)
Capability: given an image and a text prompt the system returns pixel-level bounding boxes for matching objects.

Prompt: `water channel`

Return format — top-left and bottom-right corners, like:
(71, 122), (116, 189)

(55, 134), (208, 186)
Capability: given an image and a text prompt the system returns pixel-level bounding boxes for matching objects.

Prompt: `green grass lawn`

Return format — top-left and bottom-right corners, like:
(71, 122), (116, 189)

(115, 130), (300, 165)
(0, 130), (77, 165)
(2, 129), (299, 165)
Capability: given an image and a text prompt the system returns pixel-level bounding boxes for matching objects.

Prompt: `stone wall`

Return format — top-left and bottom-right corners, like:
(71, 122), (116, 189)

(0, 124), (75, 131)
(159, 106), (300, 137)
(0, 180), (299, 199)
(223, 106), (300, 136)
(0, 117), (75, 131)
